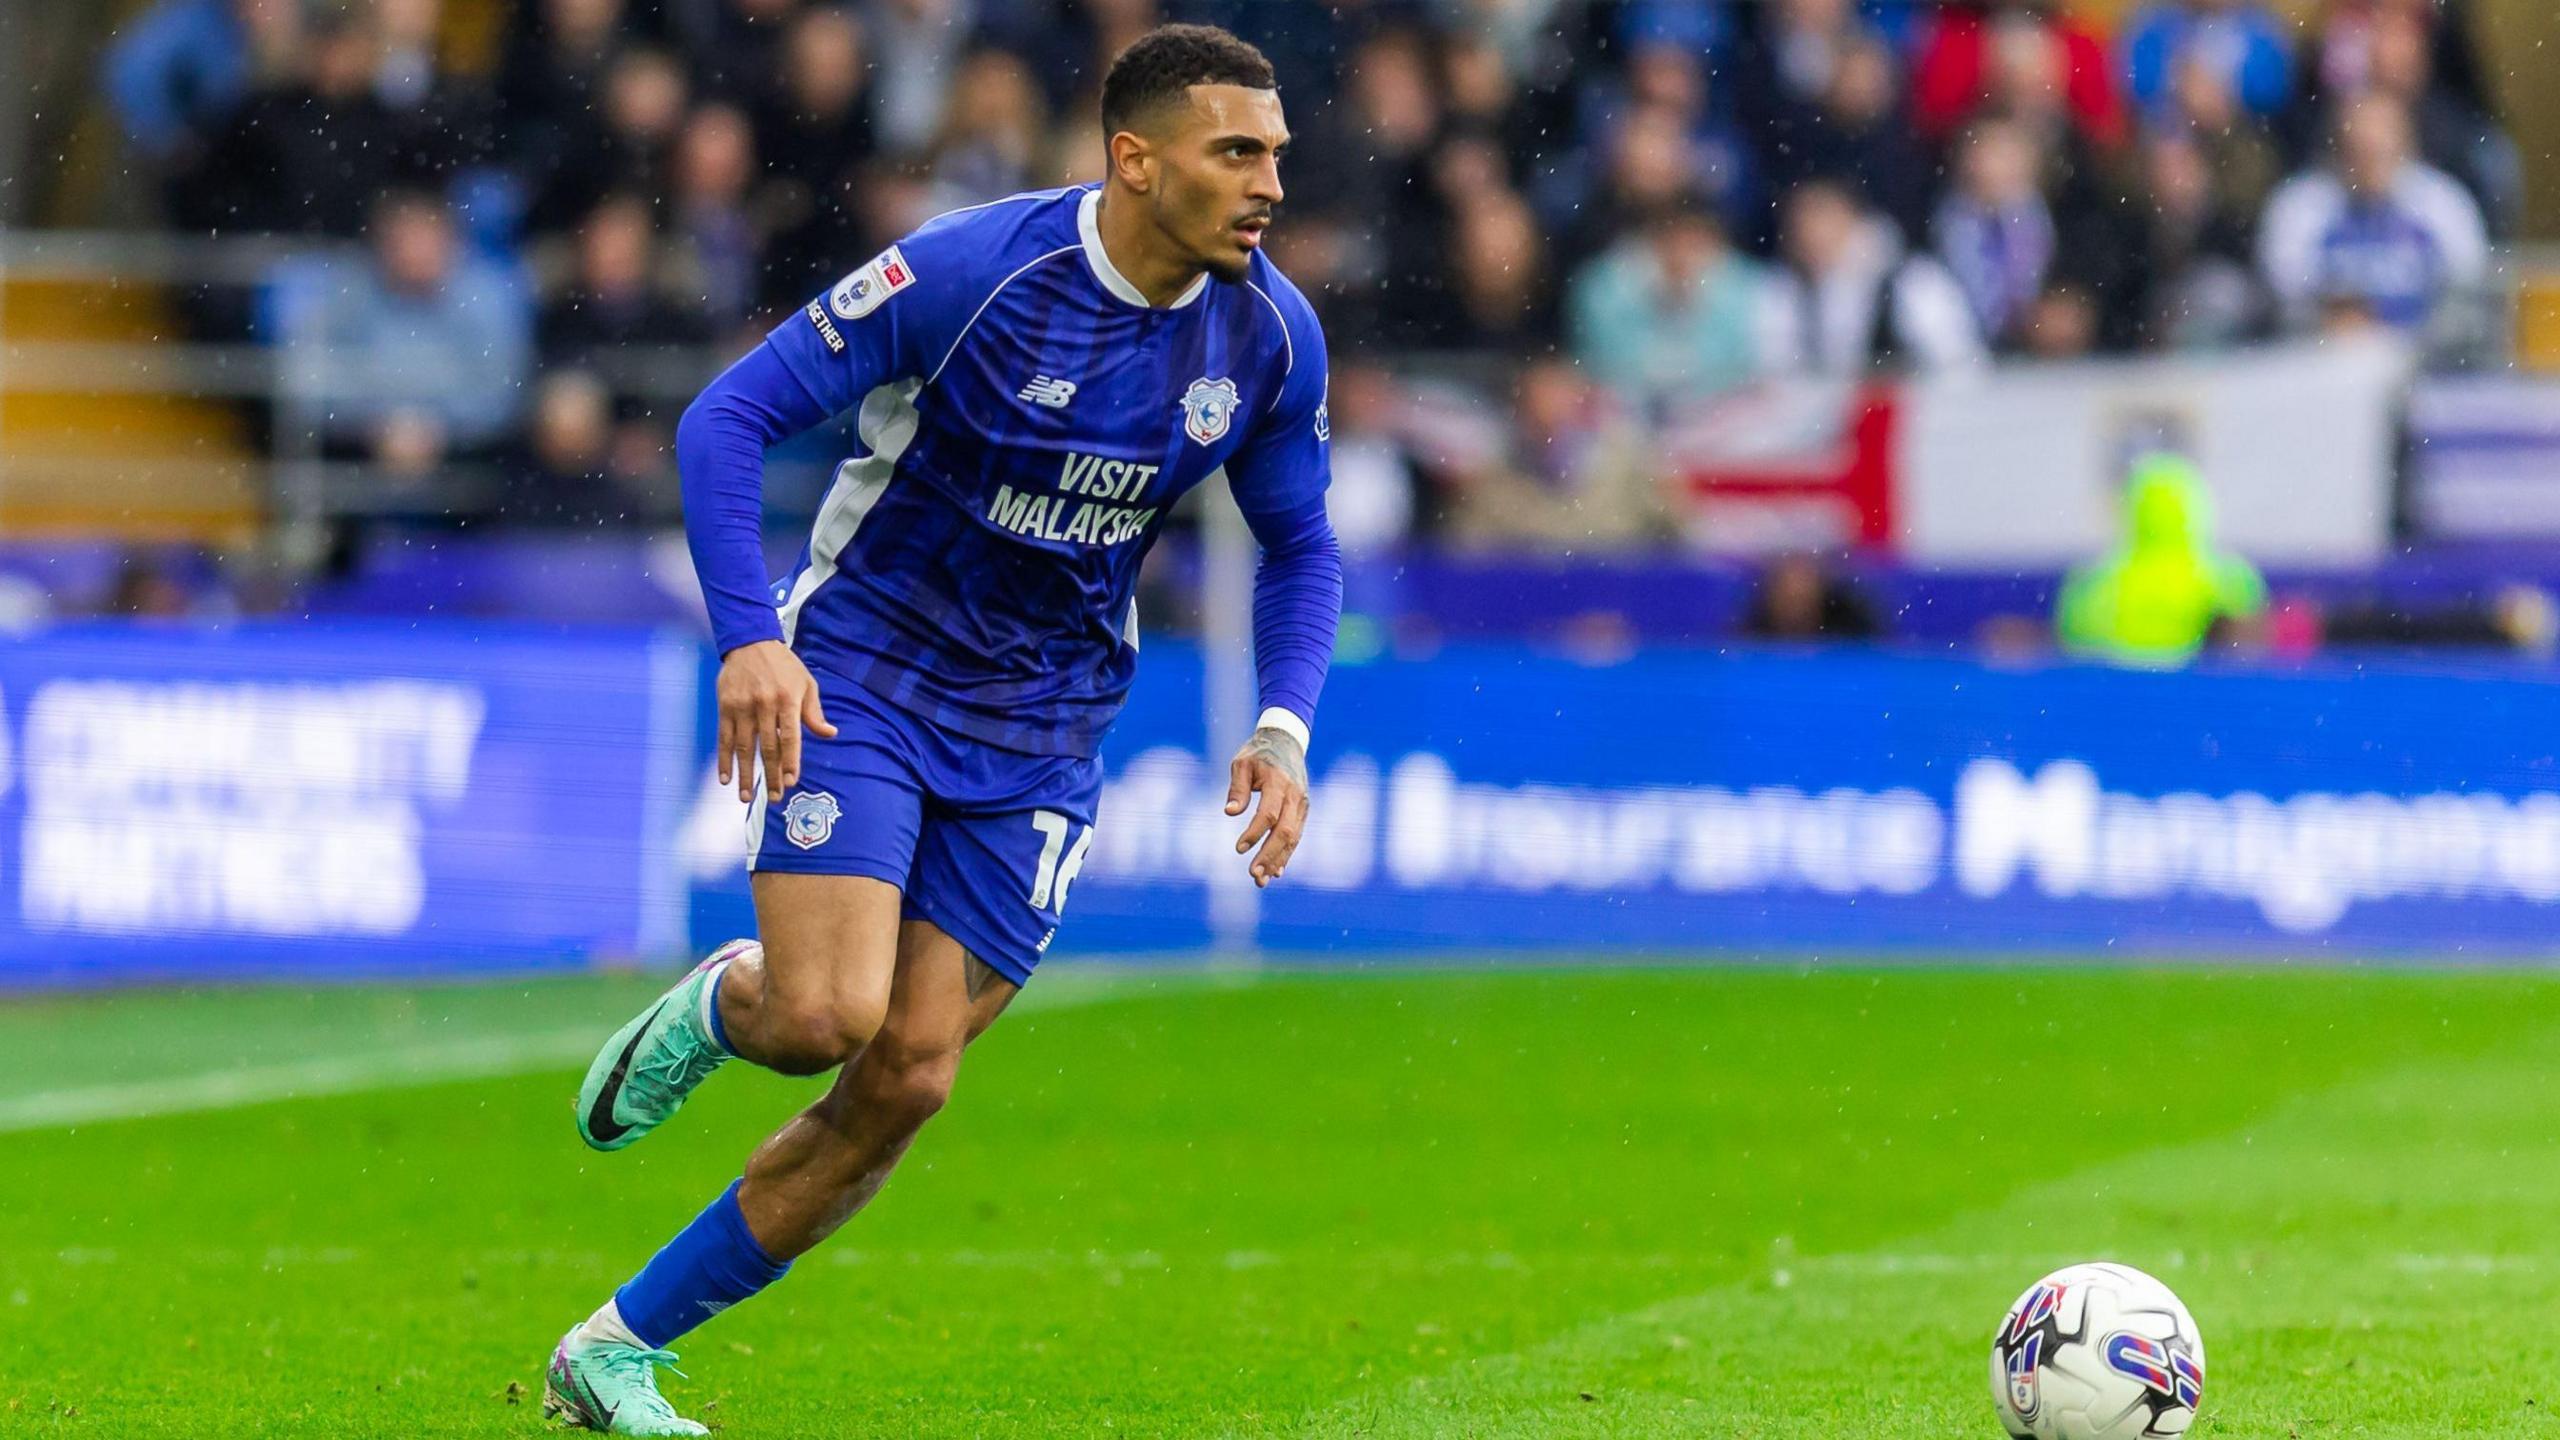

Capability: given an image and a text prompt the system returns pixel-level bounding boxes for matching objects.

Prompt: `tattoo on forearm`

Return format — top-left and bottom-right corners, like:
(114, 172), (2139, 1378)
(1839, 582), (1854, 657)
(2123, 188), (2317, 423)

(1246, 726), (1308, 790)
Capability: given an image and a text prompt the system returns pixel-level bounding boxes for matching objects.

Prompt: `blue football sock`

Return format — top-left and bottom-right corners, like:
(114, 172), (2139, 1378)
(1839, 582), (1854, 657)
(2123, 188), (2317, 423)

(703, 960), (736, 1055)
(613, 1180), (790, 1348)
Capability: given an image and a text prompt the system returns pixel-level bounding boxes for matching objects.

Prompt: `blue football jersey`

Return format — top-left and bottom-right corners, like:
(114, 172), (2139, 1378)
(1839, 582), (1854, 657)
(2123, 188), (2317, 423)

(760, 184), (1332, 758)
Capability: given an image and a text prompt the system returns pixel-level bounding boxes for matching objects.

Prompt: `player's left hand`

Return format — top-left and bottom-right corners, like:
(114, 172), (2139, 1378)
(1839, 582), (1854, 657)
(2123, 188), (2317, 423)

(1225, 725), (1309, 888)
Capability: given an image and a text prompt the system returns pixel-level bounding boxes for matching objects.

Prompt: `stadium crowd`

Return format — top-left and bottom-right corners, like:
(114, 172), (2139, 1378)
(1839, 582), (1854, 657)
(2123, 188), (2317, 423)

(102, 0), (2519, 550)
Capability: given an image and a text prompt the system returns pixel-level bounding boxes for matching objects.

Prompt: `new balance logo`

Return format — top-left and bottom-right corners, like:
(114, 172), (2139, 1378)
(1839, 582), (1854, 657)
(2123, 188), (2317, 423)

(1017, 376), (1078, 409)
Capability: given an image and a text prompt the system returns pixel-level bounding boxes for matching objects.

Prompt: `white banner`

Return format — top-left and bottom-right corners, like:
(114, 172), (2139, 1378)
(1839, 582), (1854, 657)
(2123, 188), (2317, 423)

(1896, 335), (2413, 565)
(2406, 375), (2560, 539)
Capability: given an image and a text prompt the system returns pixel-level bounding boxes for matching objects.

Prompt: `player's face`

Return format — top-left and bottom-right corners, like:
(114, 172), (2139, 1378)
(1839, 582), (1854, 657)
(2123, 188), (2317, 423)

(1153, 84), (1289, 284)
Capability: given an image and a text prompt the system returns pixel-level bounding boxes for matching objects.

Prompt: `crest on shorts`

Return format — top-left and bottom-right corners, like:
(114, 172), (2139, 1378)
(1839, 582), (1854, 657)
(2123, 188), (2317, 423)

(1180, 376), (1241, 446)
(782, 790), (843, 850)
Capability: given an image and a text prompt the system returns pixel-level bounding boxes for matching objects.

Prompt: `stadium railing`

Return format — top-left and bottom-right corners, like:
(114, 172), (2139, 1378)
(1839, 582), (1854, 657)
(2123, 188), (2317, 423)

(0, 228), (2544, 557)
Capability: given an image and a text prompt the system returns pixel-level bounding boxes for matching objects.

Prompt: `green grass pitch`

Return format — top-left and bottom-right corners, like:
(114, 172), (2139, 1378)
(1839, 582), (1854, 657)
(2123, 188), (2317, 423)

(7, 961), (2560, 1437)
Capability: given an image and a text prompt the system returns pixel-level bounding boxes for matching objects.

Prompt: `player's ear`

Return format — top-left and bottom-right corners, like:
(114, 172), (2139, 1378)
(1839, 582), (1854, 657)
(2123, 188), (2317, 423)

(1108, 129), (1155, 194)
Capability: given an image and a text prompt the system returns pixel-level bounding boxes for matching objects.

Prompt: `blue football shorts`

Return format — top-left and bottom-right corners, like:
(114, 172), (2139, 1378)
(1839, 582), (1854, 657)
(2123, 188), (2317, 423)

(747, 676), (1101, 986)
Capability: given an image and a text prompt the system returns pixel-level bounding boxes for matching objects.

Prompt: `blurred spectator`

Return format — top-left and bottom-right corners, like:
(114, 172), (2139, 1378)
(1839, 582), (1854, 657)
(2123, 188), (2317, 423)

(501, 371), (654, 526)
(1933, 119), (2058, 352)
(105, 0), (288, 166)
(2135, 132), (2268, 347)
(1983, 9), (2124, 163)
(2122, 0), (2294, 127)
(1582, 101), (1685, 241)
(754, 7), (876, 304)
(666, 104), (765, 328)
(541, 194), (715, 365)
(197, 10), (415, 235)
(924, 49), (1052, 212)
(1187, 0), (1352, 120)
(1612, 42), (1759, 232)
(2057, 453), (2267, 667)
(1330, 27), (1448, 342)
(1978, 25), (2162, 350)
(2160, 54), (2284, 220)
(303, 191), (534, 467)
(105, 551), (199, 619)
(1761, 181), (1985, 376)
(2324, 584), (2560, 653)
(374, 0), (442, 109)
(2020, 282), (2104, 360)
(1569, 196), (1767, 407)
(1976, 30), (2160, 348)
(2258, 95), (2488, 335)
(1617, 0), (1737, 59)
(675, 0), (804, 105)
(377, 0), (506, 191)
(868, 0), (979, 157)
(1757, 33), (1934, 244)
(85, 0), (2535, 550)
(1322, 360), (1424, 558)
(498, 0), (625, 199)
(527, 46), (692, 236)
(1439, 31), (1546, 186)
(752, 4), (875, 172)
(1912, 0), (2123, 148)
(1262, 212), (1365, 341)
(1731, 0), (1880, 146)
(1450, 198), (1556, 352)
(1071, 0), (1166, 102)
(1438, 360), (1666, 550)
(1430, 0), (1573, 78)
(1739, 553), (1882, 640)
(2350, 7), (2520, 233)
(501, 0), (624, 116)
(2291, 0), (2498, 154)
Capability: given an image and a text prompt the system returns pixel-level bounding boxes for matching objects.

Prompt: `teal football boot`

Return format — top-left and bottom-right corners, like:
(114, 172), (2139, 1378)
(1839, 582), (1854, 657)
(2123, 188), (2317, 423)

(575, 939), (754, 1151)
(543, 1329), (707, 1437)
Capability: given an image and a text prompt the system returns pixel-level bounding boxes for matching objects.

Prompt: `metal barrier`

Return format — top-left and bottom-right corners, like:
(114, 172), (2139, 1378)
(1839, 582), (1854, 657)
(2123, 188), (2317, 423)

(0, 230), (713, 550)
(0, 228), (2538, 555)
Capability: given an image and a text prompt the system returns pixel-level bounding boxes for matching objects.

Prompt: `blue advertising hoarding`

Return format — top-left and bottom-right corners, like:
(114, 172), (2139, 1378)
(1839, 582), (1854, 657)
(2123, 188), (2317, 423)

(8, 622), (2560, 987)
(695, 644), (2560, 961)
(0, 623), (696, 987)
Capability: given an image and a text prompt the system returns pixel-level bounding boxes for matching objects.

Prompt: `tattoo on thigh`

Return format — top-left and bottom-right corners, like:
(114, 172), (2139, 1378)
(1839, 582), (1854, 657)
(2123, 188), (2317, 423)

(964, 952), (998, 1001)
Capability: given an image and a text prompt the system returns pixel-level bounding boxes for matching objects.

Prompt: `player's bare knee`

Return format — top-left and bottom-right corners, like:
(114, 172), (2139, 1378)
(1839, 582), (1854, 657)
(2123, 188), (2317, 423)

(854, 1039), (961, 1131)
(758, 995), (880, 1075)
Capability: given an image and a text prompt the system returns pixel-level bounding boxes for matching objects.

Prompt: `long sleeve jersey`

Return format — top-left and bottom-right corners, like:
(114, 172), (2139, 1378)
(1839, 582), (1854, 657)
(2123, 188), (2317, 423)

(678, 184), (1343, 758)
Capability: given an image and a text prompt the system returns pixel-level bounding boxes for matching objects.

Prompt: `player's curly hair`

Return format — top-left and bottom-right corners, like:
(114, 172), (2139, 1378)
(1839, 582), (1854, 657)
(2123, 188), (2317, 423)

(1100, 24), (1276, 135)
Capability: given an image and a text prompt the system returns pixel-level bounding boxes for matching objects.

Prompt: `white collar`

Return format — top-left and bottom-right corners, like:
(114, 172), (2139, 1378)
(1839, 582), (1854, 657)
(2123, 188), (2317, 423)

(1078, 187), (1209, 310)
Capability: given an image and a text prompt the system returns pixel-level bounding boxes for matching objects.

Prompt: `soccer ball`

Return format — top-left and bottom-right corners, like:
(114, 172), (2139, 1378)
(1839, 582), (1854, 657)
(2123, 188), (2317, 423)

(1989, 1262), (2206, 1439)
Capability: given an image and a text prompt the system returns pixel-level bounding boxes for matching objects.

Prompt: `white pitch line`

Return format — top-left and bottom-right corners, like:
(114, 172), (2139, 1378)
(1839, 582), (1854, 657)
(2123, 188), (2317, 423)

(0, 1027), (602, 1134)
(0, 971), (1234, 1135)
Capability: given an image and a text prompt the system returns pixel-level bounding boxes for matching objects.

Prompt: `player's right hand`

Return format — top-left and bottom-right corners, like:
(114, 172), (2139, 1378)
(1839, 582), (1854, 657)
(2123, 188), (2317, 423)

(717, 640), (838, 804)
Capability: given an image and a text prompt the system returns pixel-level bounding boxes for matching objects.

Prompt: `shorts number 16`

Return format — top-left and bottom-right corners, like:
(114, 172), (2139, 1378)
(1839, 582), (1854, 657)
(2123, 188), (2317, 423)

(1028, 810), (1093, 913)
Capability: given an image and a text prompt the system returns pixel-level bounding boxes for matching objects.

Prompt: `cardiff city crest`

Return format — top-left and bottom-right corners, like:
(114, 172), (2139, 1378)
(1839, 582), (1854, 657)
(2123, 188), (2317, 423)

(1179, 376), (1241, 446)
(782, 789), (843, 850)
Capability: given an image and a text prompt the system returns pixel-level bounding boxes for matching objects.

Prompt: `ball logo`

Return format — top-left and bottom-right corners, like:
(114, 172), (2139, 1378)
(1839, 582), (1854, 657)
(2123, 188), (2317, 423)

(2102, 1332), (2204, 1409)
(783, 790), (843, 850)
(2001, 1281), (2066, 1346)
(1996, 1279), (2066, 1421)
(2004, 1331), (2044, 1419)
(1180, 376), (1241, 446)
